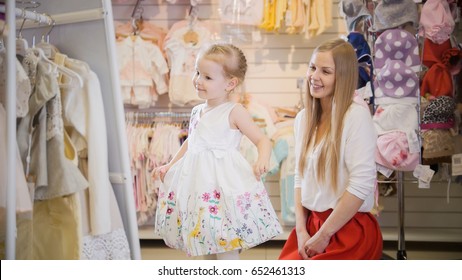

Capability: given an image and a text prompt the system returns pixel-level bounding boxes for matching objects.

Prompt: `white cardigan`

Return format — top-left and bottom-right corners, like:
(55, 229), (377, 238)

(294, 102), (377, 213)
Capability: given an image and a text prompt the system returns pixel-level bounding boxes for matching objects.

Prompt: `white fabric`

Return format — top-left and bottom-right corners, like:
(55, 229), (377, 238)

(155, 102), (282, 256)
(81, 228), (130, 260)
(373, 103), (420, 154)
(0, 50), (31, 117)
(60, 58), (112, 235)
(0, 104), (32, 213)
(164, 21), (211, 106)
(294, 102), (377, 212)
(219, 0), (264, 26)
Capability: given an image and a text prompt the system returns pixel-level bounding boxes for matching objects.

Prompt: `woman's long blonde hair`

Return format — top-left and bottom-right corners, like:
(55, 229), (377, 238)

(298, 38), (358, 191)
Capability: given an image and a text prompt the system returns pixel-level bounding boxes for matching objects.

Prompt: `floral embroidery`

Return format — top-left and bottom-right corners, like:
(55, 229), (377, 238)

(202, 192), (210, 202)
(153, 102), (282, 256)
(208, 205), (218, 215)
(156, 185), (281, 257)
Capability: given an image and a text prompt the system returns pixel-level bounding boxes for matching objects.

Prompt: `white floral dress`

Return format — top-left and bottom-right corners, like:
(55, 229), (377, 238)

(155, 102), (282, 256)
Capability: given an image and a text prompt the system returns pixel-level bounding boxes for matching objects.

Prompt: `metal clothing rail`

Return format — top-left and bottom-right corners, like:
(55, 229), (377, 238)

(0, 4), (53, 25)
(3, 0), (17, 261)
(0, 4), (105, 29)
(126, 111), (191, 120)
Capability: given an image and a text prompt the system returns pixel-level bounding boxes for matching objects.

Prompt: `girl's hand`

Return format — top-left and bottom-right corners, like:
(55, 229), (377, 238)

(152, 164), (171, 183)
(253, 159), (269, 181)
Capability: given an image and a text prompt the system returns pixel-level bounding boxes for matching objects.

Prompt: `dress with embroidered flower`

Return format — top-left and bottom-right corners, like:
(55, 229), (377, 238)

(155, 101), (282, 257)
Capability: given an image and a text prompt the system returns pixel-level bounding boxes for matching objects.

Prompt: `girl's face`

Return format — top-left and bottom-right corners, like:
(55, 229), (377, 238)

(307, 50), (336, 100)
(193, 58), (234, 104)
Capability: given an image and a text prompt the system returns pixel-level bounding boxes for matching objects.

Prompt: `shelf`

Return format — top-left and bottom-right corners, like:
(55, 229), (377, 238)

(138, 225), (462, 243)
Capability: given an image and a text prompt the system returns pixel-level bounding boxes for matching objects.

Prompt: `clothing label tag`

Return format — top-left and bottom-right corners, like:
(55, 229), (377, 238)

(418, 179), (431, 189)
(376, 163), (394, 178)
(407, 131), (420, 154)
(413, 164), (435, 186)
(452, 153), (462, 176)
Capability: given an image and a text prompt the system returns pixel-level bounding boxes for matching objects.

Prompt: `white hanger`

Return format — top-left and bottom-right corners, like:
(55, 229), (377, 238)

(33, 47), (83, 88)
(35, 17), (57, 59)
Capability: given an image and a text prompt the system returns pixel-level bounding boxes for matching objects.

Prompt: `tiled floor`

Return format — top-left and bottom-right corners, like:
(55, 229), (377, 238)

(138, 224), (462, 260)
(140, 239), (462, 260)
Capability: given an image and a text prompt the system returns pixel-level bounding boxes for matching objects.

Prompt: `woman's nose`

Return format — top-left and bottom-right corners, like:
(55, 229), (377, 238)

(309, 71), (320, 82)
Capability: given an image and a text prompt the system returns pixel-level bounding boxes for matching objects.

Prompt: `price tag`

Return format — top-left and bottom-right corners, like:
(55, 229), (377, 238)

(452, 153), (462, 176)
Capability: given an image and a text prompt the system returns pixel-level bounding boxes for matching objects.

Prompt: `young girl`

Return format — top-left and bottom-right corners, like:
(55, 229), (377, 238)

(278, 38), (383, 260)
(153, 43), (282, 260)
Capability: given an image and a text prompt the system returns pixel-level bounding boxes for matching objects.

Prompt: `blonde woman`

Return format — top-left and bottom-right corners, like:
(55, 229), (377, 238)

(279, 38), (382, 260)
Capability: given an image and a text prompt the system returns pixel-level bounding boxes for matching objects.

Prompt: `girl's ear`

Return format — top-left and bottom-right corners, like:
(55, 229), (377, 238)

(226, 77), (239, 92)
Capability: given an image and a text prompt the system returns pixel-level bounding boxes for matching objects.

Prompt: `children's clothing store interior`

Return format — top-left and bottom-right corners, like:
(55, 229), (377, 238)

(1, 0), (462, 260)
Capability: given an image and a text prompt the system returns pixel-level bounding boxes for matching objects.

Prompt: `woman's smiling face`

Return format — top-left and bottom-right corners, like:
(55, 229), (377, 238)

(307, 50), (336, 100)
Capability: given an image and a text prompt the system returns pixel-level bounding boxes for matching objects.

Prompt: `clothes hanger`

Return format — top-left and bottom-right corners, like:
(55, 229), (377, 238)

(183, 5), (199, 45)
(35, 16), (57, 59)
(16, 10), (29, 58)
(33, 47), (83, 88)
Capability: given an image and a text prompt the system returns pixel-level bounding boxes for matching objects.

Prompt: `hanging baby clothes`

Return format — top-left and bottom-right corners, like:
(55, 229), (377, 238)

(15, 48), (89, 259)
(270, 121), (296, 226)
(305, 0), (332, 38)
(17, 49), (89, 200)
(155, 102), (282, 257)
(59, 54), (131, 259)
(0, 50), (32, 214)
(163, 19), (213, 106)
(116, 36), (169, 109)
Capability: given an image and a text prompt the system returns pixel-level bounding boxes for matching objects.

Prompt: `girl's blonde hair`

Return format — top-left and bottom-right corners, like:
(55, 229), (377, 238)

(198, 43), (248, 84)
(298, 38), (358, 191)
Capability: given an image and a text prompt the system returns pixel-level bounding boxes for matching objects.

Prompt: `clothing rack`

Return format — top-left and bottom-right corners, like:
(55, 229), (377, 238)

(396, 171), (406, 259)
(2, 0), (18, 261)
(0, 5), (105, 29)
(126, 111), (191, 120)
(0, 5), (53, 26)
(0, 1), (57, 260)
(1, 0), (141, 260)
(125, 111), (191, 128)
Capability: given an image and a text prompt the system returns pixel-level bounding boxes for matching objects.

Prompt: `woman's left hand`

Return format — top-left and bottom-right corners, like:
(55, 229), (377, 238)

(303, 230), (331, 258)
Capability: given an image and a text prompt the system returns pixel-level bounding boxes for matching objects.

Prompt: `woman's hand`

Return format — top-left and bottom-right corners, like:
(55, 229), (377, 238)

(303, 230), (331, 258)
(296, 231), (311, 260)
(152, 164), (171, 183)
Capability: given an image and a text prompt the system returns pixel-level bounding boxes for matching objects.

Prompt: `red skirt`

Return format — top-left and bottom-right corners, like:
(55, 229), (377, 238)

(279, 209), (383, 260)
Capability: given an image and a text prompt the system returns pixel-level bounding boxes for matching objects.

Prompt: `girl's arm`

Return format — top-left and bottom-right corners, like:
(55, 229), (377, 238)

(230, 103), (272, 180)
(153, 139), (189, 182)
